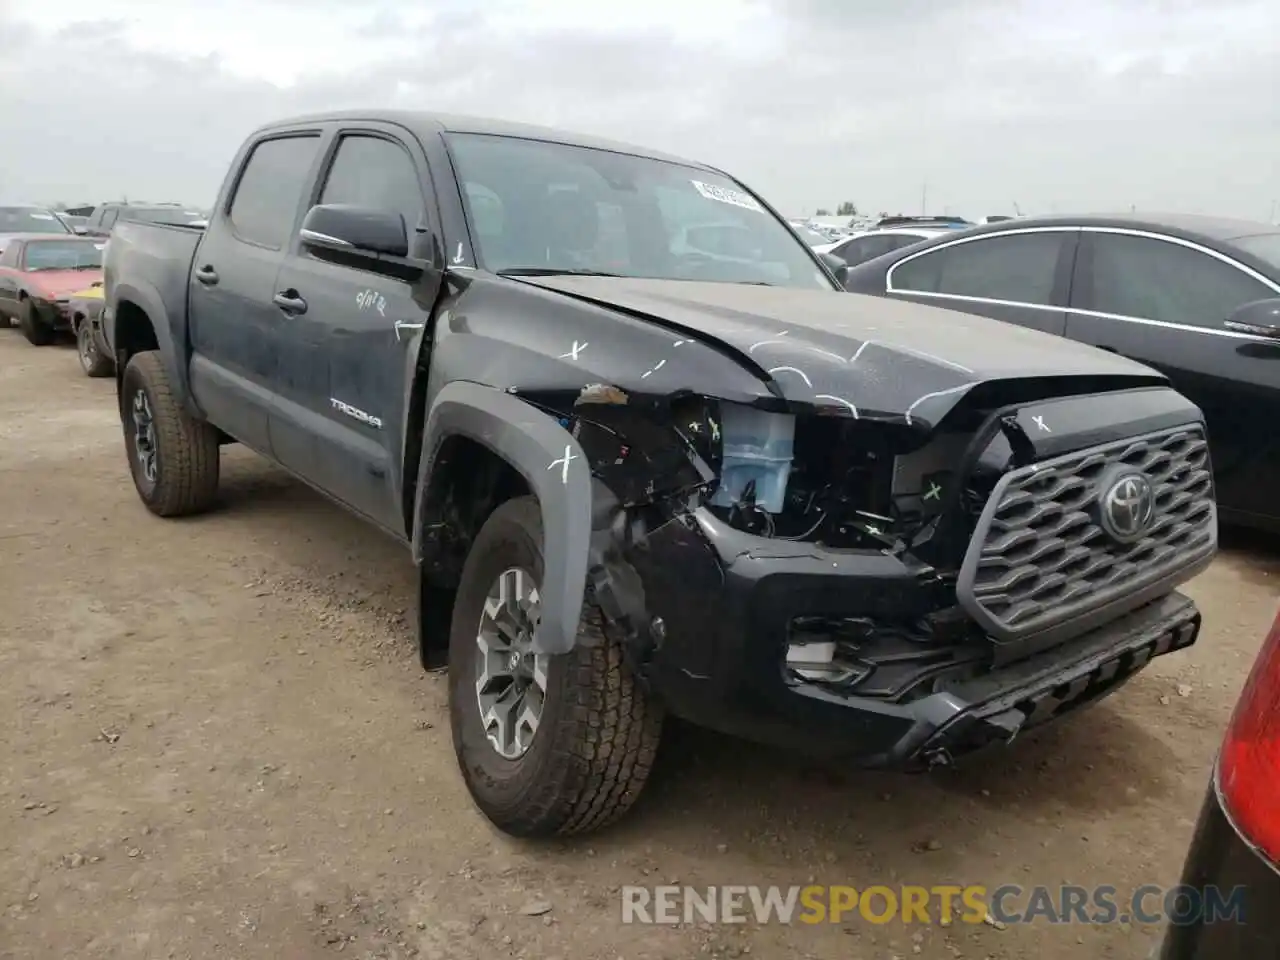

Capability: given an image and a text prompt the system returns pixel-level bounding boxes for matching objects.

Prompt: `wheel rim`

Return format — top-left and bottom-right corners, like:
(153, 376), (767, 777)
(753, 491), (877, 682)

(78, 325), (95, 371)
(130, 388), (158, 486)
(474, 567), (548, 760)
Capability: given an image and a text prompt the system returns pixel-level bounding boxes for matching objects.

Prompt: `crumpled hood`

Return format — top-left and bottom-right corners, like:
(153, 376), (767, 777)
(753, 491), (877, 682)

(518, 275), (1165, 430)
(26, 269), (104, 299)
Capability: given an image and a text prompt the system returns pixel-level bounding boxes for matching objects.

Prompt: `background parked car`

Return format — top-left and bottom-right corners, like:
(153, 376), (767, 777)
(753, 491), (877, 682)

(1157, 604), (1280, 959)
(81, 201), (208, 237)
(845, 213), (1280, 532)
(0, 204), (72, 254)
(0, 235), (105, 344)
(67, 282), (112, 376)
(55, 212), (90, 233)
(816, 223), (963, 266)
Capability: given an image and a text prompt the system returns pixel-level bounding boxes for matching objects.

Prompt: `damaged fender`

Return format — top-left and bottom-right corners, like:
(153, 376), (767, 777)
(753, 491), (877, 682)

(412, 380), (594, 656)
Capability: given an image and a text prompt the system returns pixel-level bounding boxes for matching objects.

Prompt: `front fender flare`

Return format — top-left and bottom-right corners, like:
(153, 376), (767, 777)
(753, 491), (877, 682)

(412, 381), (592, 655)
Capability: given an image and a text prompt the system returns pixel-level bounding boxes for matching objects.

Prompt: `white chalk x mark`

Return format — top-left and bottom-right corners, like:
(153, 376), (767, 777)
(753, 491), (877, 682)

(547, 445), (577, 485)
(559, 340), (588, 361)
(814, 394), (859, 418)
(768, 366), (813, 388)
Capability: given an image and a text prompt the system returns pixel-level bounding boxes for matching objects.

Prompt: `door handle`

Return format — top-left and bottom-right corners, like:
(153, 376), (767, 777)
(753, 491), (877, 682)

(195, 265), (219, 285)
(272, 291), (307, 316)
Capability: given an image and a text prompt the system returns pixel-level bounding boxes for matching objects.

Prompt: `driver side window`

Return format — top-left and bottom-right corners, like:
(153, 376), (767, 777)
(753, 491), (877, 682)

(320, 135), (425, 227)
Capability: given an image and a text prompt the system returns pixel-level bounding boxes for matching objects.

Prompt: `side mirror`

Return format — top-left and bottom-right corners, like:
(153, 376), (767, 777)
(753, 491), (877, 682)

(300, 204), (409, 258)
(1224, 298), (1280, 339)
(819, 251), (850, 288)
(71, 225), (88, 235)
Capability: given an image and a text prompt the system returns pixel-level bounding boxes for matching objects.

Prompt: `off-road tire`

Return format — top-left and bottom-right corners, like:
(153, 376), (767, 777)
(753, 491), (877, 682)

(18, 299), (55, 346)
(449, 495), (663, 837)
(77, 320), (114, 377)
(121, 350), (220, 516)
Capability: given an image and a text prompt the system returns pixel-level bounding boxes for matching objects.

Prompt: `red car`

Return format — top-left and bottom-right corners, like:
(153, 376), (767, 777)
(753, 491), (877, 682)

(0, 234), (106, 345)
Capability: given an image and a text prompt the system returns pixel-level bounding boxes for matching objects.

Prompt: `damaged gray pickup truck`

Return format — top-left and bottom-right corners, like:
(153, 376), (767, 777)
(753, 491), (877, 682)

(102, 110), (1218, 837)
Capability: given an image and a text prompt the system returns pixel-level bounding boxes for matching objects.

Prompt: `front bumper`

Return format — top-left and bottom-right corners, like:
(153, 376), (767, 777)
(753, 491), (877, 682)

(633, 508), (1201, 766)
(31, 298), (74, 331)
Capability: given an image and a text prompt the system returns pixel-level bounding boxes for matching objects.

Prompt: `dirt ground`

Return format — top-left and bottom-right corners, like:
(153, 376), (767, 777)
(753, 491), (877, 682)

(0, 331), (1276, 960)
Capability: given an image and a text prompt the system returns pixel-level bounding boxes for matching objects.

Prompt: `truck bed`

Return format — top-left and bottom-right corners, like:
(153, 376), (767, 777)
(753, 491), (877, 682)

(102, 220), (203, 356)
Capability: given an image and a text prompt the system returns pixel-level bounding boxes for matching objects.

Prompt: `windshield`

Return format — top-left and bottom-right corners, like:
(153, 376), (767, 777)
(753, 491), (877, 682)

(0, 206), (71, 235)
(445, 133), (835, 290)
(1234, 233), (1280, 273)
(24, 239), (104, 270)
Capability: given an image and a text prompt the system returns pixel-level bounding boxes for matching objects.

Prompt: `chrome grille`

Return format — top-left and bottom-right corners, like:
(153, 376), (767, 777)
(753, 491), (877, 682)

(956, 426), (1215, 642)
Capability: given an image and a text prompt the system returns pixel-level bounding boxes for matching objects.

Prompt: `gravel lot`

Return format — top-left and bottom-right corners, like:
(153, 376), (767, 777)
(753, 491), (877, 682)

(1, 331), (1276, 960)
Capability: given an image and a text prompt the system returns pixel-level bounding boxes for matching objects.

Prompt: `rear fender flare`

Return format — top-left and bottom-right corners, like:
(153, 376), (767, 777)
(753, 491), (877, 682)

(108, 280), (193, 416)
(412, 381), (592, 655)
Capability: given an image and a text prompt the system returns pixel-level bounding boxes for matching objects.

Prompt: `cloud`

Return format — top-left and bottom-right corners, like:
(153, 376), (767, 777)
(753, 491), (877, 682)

(0, 0), (1275, 221)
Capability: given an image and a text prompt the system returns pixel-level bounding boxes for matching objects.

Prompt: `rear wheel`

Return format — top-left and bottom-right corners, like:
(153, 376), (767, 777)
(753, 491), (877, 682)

(121, 350), (220, 516)
(0, 309), (11, 329)
(18, 299), (54, 346)
(77, 320), (114, 377)
(448, 495), (663, 837)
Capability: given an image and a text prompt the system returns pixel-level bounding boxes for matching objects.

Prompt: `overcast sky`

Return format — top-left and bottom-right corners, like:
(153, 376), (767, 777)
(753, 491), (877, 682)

(1, 0), (1276, 220)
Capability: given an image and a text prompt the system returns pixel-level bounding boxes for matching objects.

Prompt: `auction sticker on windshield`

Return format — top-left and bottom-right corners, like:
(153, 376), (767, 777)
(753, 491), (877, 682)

(691, 180), (763, 213)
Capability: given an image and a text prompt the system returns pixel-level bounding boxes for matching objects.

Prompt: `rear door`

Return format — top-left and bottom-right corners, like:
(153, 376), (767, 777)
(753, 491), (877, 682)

(186, 131), (324, 455)
(270, 124), (442, 534)
(1066, 228), (1280, 525)
(882, 228), (1078, 335)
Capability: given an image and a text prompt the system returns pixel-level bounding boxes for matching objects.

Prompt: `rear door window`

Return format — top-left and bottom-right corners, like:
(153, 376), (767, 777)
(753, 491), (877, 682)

(1080, 232), (1273, 328)
(228, 134), (322, 249)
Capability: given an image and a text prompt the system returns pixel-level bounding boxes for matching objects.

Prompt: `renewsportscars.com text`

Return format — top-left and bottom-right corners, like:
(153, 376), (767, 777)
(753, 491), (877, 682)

(621, 883), (1248, 926)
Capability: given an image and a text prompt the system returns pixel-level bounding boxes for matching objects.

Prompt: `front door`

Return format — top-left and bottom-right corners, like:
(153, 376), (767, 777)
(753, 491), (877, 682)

(1066, 229), (1280, 525)
(187, 132), (324, 455)
(271, 127), (442, 536)
(884, 228), (1078, 336)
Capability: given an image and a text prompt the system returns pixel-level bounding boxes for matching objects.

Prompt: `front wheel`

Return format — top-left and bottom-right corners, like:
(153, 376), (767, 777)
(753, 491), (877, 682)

(121, 351), (221, 516)
(18, 299), (54, 346)
(448, 495), (663, 837)
(77, 321), (114, 377)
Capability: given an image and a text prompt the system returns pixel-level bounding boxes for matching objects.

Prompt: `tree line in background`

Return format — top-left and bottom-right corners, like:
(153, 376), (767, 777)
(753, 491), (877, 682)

(810, 201), (899, 218)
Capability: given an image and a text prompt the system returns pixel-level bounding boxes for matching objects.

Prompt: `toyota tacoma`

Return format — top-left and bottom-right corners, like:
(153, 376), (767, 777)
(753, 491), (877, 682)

(101, 110), (1217, 837)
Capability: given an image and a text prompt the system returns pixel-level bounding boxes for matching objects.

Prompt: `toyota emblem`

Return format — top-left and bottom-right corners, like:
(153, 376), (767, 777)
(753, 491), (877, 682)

(1099, 471), (1156, 543)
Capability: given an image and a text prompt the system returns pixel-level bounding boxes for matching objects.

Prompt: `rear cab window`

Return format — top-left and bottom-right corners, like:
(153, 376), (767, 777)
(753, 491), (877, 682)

(228, 134), (323, 248)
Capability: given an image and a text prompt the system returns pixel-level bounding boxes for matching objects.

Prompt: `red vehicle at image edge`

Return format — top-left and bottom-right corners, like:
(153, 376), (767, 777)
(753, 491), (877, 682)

(0, 234), (105, 344)
(1158, 605), (1280, 958)
(102, 109), (1218, 838)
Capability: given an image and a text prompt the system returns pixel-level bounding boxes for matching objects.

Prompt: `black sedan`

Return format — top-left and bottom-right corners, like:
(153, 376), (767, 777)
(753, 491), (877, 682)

(845, 214), (1280, 532)
(1158, 605), (1280, 958)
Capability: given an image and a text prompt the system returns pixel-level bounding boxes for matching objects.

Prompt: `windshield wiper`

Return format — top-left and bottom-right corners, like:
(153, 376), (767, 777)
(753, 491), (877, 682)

(496, 267), (624, 278)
